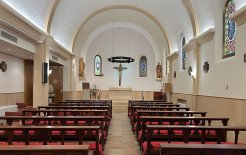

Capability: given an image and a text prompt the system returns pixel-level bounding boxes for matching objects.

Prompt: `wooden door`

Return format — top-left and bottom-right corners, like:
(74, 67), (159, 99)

(24, 60), (33, 106)
(49, 66), (63, 102)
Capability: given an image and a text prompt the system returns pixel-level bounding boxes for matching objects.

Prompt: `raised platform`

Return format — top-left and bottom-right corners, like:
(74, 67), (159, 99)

(109, 87), (132, 100)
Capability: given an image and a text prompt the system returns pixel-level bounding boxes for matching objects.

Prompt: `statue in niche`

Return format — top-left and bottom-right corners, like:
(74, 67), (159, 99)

(79, 57), (85, 79)
(156, 62), (162, 78)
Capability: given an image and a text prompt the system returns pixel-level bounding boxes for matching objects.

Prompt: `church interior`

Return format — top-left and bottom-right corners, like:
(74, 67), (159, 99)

(0, 0), (246, 155)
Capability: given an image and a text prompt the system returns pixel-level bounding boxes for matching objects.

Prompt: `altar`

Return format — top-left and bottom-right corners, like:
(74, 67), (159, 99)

(109, 87), (132, 100)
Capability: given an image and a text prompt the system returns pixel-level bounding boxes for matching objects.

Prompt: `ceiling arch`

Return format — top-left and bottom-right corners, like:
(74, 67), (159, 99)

(71, 5), (170, 53)
(46, 0), (60, 33)
(80, 22), (161, 64)
(50, 0), (194, 53)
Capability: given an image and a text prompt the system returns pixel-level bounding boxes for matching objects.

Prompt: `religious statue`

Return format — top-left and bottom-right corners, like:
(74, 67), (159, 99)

(156, 62), (162, 78)
(79, 57), (85, 79)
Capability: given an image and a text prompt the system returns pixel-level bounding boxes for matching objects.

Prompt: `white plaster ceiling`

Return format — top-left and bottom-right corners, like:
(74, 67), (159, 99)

(1, 0), (246, 54)
(2, 0), (52, 30)
(50, 0), (193, 52)
(73, 9), (168, 62)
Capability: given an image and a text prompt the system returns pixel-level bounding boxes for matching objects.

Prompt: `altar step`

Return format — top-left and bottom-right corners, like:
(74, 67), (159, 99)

(112, 100), (128, 113)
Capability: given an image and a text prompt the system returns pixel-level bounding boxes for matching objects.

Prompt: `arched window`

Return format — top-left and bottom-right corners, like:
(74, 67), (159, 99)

(139, 56), (147, 77)
(182, 37), (186, 70)
(223, 0), (236, 58)
(94, 55), (102, 76)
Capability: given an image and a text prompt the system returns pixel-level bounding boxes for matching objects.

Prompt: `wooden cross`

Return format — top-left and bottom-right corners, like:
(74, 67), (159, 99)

(113, 64), (127, 86)
(0, 61), (7, 72)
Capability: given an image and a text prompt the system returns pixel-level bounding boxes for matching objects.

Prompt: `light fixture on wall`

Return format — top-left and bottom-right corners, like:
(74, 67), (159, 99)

(203, 62), (209, 73)
(173, 71), (176, 78)
(188, 66), (195, 80)
(0, 61), (7, 72)
(107, 21), (134, 64)
(188, 66), (192, 76)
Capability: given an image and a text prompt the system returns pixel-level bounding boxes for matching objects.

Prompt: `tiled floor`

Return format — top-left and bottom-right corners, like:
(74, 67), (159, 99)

(104, 106), (141, 155)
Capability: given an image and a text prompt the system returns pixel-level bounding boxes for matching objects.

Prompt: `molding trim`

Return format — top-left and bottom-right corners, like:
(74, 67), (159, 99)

(231, 5), (246, 26)
(72, 5), (170, 53)
(181, 0), (199, 37)
(0, 2), (49, 43)
(46, 36), (74, 59)
(196, 28), (215, 45)
(172, 92), (246, 101)
(184, 28), (215, 52)
(167, 51), (178, 60)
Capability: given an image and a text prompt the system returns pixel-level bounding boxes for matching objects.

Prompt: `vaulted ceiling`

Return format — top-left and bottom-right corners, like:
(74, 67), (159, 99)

(1, 0), (246, 54)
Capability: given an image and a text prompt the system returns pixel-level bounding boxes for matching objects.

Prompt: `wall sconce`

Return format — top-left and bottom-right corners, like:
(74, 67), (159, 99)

(173, 71), (176, 78)
(188, 66), (192, 76)
(191, 71), (196, 80)
(203, 62), (209, 73)
(48, 70), (52, 75)
(0, 61), (7, 72)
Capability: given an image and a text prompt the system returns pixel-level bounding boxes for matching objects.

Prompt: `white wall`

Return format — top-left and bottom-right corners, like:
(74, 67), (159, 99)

(172, 50), (194, 94)
(77, 27), (162, 91)
(0, 52), (24, 93)
(172, 1), (246, 99)
(198, 0), (246, 99)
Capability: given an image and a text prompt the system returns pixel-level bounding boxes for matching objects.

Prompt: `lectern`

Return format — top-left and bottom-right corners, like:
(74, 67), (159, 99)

(82, 82), (90, 100)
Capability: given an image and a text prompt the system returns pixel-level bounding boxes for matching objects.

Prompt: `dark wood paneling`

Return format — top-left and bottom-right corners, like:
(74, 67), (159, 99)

(49, 66), (63, 102)
(24, 60), (33, 106)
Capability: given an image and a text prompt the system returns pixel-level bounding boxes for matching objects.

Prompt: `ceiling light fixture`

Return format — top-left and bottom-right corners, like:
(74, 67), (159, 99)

(107, 21), (134, 64)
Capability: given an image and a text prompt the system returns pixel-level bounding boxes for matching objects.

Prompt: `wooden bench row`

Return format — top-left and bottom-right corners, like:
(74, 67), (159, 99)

(0, 126), (101, 154)
(144, 125), (246, 155)
(131, 110), (207, 132)
(0, 145), (89, 155)
(128, 100), (170, 116)
(160, 144), (246, 155)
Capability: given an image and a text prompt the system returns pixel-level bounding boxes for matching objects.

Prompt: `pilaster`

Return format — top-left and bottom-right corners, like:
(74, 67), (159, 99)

(33, 43), (49, 107)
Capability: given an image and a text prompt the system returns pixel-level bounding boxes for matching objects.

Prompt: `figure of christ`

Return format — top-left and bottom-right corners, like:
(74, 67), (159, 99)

(113, 64), (127, 86)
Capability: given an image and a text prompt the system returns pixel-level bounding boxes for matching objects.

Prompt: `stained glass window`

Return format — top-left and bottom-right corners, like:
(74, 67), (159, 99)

(182, 37), (186, 70)
(223, 0), (236, 58)
(94, 55), (102, 76)
(139, 56), (147, 77)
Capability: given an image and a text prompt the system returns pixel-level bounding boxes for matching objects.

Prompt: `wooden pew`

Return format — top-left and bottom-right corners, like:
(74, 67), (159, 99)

(0, 145), (89, 155)
(51, 100), (112, 116)
(38, 105), (110, 110)
(0, 126), (101, 155)
(160, 144), (246, 155)
(145, 125), (246, 155)
(134, 111), (207, 136)
(128, 100), (171, 117)
(130, 107), (190, 127)
(139, 117), (229, 147)
(22, 109), (110, 118)
(0, 116), (108, 148)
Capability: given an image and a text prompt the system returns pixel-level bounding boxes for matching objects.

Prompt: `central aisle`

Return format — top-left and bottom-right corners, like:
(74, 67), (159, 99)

(104, 103), (141, 155)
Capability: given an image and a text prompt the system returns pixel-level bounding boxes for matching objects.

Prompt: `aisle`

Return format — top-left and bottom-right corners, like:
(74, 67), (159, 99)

(104, 110), (141, 155)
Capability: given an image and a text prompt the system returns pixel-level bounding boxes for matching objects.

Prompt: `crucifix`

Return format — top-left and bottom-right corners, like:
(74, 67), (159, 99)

(114, 64), (127, 86)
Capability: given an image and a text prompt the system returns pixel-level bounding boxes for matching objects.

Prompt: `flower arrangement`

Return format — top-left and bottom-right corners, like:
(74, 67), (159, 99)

(90, 84), (100, 99)
(49, 84), (54, 94)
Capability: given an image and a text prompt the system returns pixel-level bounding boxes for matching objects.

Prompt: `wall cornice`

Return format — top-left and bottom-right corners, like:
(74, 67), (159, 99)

(231, 5), (246, 26)
(167, 51), (178, 60)
(184, 28), (215, 52)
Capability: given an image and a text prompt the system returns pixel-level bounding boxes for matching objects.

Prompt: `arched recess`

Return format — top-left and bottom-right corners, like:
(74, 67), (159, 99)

(181, 0), (199, 37)
(71, 5), (170, 53)
(80, 22), (161, 65)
